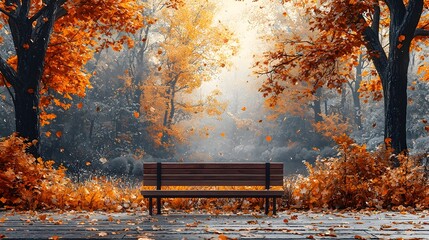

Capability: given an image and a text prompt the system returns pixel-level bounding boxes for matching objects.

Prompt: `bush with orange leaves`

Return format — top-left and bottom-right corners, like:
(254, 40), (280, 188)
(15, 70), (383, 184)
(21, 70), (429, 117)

(0, 134), (144, 211)
(292, 134), (429, 209)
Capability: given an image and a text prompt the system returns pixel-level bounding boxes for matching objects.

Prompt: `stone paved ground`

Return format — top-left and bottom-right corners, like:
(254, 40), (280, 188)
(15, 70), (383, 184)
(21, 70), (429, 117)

(1, 210), (428, 239)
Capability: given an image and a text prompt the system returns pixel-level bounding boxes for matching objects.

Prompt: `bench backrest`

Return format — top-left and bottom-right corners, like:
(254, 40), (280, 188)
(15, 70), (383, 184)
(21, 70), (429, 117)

(143, 162), (283, 189)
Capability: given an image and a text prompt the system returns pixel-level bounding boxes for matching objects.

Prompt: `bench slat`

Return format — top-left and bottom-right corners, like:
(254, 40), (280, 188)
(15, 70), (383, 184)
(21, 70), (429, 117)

(144, 175), (283, 181)
(141, 190), (284, 198)
(143, 168), (283, 174)
(144, 163), (283, 169)
(143, 180), (283, 186)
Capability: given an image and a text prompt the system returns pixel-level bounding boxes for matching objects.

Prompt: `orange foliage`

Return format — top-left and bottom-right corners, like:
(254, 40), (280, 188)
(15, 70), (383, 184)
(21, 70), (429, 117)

(292, 134), (429, 209)
(0, 0), (149, 124)
(313, 113), (351, 140)
(0, 134), (144, 211)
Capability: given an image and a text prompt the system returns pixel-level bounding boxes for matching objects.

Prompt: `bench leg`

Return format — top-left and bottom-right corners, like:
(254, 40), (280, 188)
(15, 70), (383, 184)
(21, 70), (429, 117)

(273, 197), (277, 215)
(148, 197), (153, 216)
(265, 197), (269, 215)
(156, 197), (161, 215)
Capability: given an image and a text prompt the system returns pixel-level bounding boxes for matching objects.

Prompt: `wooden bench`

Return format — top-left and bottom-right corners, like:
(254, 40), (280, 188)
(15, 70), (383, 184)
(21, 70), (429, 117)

(141, 162), (284, 215)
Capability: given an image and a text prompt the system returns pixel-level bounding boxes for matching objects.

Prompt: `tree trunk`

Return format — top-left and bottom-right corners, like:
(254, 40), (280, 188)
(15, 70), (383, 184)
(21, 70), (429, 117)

(340, 84), (347, 121)
(1, 2), (60, 158)
(352, 54), (363, 130)
(361, 1), (423, 157)
(313, 88), (322, 122)
(384, 56), (408, 155)
(14, 89), (40, 157)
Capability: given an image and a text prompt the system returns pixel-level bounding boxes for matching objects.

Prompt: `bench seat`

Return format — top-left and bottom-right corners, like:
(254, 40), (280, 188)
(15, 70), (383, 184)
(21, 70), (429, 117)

(141, 190), (284, 198)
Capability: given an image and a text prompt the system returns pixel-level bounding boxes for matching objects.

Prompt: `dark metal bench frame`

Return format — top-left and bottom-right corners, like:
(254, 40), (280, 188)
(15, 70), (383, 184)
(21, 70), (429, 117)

(141, 162), (284, 215)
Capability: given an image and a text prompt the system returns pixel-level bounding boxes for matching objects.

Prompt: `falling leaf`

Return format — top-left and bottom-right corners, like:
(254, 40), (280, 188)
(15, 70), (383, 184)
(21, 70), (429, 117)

(27, 88), (34, 94)
(85, 162), (91, 166)
(99, 158), (108, 164)
(133, 111), (140, 118)
(425, 126), (429, 132)
(220, 63), (225, 67)
(220, 132), (225, 137)
(77, 102), (83, 109)
(422, 119), (427, 124)
(398, 35), (406, 42)
(49, 236), (60, 240)
(22, 43), (30, 50)
(56, 131), (62, 138)
(241, 107), (246, 111)
(283, 219), (289, 223)
(258, 120), (263, 123)
(45, 131), (52, 137)
(157, 49), (162, 54)
(397, 43), (403, 49)
(265, 135), (272, 142)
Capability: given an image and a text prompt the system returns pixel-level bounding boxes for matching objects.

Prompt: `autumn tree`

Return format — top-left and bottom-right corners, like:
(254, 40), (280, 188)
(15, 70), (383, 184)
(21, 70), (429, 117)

(0, 0), (149, 157)
(259, 0), (429, 156)
(140, 0), (236, 149)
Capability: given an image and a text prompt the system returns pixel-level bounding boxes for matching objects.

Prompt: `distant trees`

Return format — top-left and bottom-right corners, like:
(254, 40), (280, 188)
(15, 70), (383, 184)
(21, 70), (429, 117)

(140, 0), (236, 151)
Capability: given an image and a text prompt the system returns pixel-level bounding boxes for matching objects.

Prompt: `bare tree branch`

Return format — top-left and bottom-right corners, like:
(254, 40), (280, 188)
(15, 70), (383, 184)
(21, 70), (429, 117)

(0, 56), (19, 89)
(414, 28), (429, 37)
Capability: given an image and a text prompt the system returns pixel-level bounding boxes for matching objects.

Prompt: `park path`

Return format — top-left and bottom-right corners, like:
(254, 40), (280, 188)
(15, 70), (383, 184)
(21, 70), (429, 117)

(1, 210), (428, 239)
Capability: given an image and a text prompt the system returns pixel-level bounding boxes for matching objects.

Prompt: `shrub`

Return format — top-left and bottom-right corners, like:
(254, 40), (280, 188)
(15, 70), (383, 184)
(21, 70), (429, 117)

(292, 134), (429, 209)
